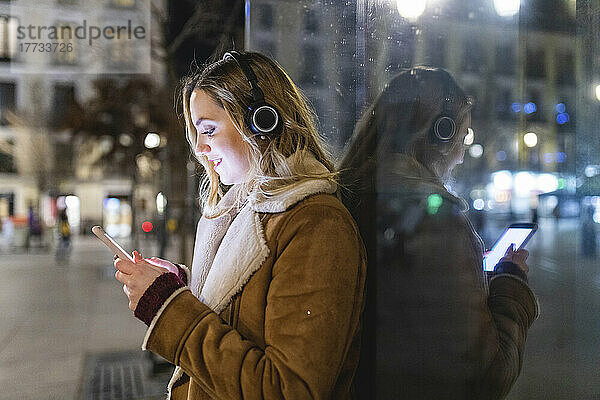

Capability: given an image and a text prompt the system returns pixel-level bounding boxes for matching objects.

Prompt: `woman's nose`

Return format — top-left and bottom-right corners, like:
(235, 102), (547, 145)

(196, 142), (211, 155)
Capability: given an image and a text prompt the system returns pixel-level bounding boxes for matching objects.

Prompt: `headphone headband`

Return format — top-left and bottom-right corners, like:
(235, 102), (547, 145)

(222, 51), (282, 136)
(432, 71), (457, 143)
(223, 51), (265, 105)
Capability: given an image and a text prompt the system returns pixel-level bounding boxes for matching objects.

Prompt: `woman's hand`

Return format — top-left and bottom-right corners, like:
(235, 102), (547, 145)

(499, 244), (529, 274)
(114, 250), (169, 311)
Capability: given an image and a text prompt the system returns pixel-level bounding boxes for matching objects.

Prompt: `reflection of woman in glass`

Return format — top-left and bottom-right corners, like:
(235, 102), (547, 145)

(114, 51), (366, 399)
(340, 67), (539, 399)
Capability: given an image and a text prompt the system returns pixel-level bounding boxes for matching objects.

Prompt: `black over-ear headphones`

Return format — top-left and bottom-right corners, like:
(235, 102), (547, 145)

(429, 73), (457, 144)
(222, 51), (282, 138)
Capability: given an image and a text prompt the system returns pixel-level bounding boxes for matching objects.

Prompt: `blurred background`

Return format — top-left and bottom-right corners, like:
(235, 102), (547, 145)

(0, 0), (599, 399)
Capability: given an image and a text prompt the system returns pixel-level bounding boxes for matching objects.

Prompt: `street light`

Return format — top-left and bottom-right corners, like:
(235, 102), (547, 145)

(493, 0), (520, 17)
(396, 0), (426, 19)
(156, 192), (167, 214)
(524, 132), (538, 148)
(144, 132), (161, 149)
(595, 84), (600, 102)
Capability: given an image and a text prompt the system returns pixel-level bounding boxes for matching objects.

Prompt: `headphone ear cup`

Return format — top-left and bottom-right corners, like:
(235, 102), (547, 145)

(246, 102), (282, 136)
(430, 114), (456, 143)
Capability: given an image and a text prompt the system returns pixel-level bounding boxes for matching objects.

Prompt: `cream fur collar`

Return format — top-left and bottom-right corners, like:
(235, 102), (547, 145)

(191, 154), (336, 315)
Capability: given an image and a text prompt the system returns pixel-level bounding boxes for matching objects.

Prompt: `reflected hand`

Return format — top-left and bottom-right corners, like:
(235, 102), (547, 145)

(499, 244), (529, 274)
(114, 250), (169, 311)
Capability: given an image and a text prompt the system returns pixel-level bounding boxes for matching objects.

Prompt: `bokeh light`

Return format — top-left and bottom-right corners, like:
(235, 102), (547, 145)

(396, 0), (427, 19)
(142, 221), (153, 233)
(557, 113), (569, 124)
(473, 198), (485, 210)
(144, 132), (161, 149)
(493, 0), (520, 17)
(469, 144), (484, 158)
(493, 170), (513, 191)
(524, 102), (537, 114)
(524, 132), (538, 148)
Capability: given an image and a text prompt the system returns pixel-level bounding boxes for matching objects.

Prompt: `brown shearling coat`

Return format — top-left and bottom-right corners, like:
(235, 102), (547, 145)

(142, 193), (367, 399)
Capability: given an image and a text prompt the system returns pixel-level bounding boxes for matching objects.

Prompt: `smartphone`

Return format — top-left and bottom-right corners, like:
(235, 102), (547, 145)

(483, 223), (537, 271)
(91, 225), (134, 262)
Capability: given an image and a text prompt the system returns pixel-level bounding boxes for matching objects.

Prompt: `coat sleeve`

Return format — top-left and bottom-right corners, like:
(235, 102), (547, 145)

(143, 202), (365, 399)
(391, 201), (538, 399)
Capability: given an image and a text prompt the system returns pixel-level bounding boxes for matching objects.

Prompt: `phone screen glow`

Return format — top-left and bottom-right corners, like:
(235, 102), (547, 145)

(483, 228), (533, 271)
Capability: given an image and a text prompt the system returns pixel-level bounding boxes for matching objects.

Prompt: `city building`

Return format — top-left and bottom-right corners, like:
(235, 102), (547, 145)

(0, 0), (163, 241)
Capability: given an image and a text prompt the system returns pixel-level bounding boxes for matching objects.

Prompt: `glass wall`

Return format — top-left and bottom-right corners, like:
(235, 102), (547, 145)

(248, 0), (598, 398)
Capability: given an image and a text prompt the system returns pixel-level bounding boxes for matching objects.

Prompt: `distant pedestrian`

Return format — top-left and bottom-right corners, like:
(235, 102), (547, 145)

(581, 204), (596, 258)
(56, 209), (71, 260)
(0, 216), (14, 252)
(27, 205), (42, 249)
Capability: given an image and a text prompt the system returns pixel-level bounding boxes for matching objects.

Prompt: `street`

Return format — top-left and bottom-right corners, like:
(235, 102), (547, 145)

(0, 218), (599, 399)
(0, 236), (174, 400)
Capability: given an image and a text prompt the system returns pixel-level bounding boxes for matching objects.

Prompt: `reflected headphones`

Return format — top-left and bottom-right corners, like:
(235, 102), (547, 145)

(222, 51), (283, 138)
(429, 73), (457, 144)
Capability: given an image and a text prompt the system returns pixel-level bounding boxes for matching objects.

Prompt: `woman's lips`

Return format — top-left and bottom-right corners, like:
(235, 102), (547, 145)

(210, 158), (222, 167)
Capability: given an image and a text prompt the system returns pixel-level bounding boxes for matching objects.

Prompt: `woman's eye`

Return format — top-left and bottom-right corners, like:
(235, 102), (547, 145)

(201, 127), (215, 137)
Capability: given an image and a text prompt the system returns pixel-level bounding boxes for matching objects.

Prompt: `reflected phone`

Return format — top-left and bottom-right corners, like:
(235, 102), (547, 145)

(483, 223), (537, 271)
(91, 225), (134, 262)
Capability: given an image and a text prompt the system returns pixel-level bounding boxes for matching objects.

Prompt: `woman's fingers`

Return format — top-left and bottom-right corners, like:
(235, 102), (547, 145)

(516, 249), (529, 260)
(133, 250), (143, 263)
(115, 269), (130, 286)
(114, 257), (137, 274)
(114, 251), (168, 312)
(504, 243), (516, 256)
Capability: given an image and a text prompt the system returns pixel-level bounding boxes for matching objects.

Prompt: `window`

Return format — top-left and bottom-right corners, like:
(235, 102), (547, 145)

(0, 81), (16, 125)
(426, 34), (446, 68)
(0, 140), (15, 173)
(495, 88), (512, 119)
(110, 0), (135, 9)
(495, 44), (515, 75)
(257, 4), (273, 30)
(52, 82), (76, 128)
(304, 9), (319, 34)
(0, 193), (15, 217)
(526, 47), (546, 78)
(463, 38), (483, 73)
(556, 50), (575, 85)
(526, 88), (544, 122)
(105, 37), (136, 70)
(53, 21), (78, 65)
(0, 15), (18, 62)
(300, 44), (323, 86)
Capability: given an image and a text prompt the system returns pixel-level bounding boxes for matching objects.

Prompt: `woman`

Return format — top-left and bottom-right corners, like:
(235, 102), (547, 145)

(114, 51), (366, 399)
(339, 67), (539, 399)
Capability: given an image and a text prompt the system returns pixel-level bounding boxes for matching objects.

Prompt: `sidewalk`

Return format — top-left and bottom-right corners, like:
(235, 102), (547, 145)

(0, 235), (187, 400)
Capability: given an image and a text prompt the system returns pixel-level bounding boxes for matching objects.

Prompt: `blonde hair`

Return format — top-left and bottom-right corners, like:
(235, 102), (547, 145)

(180, 51), (336, 217)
